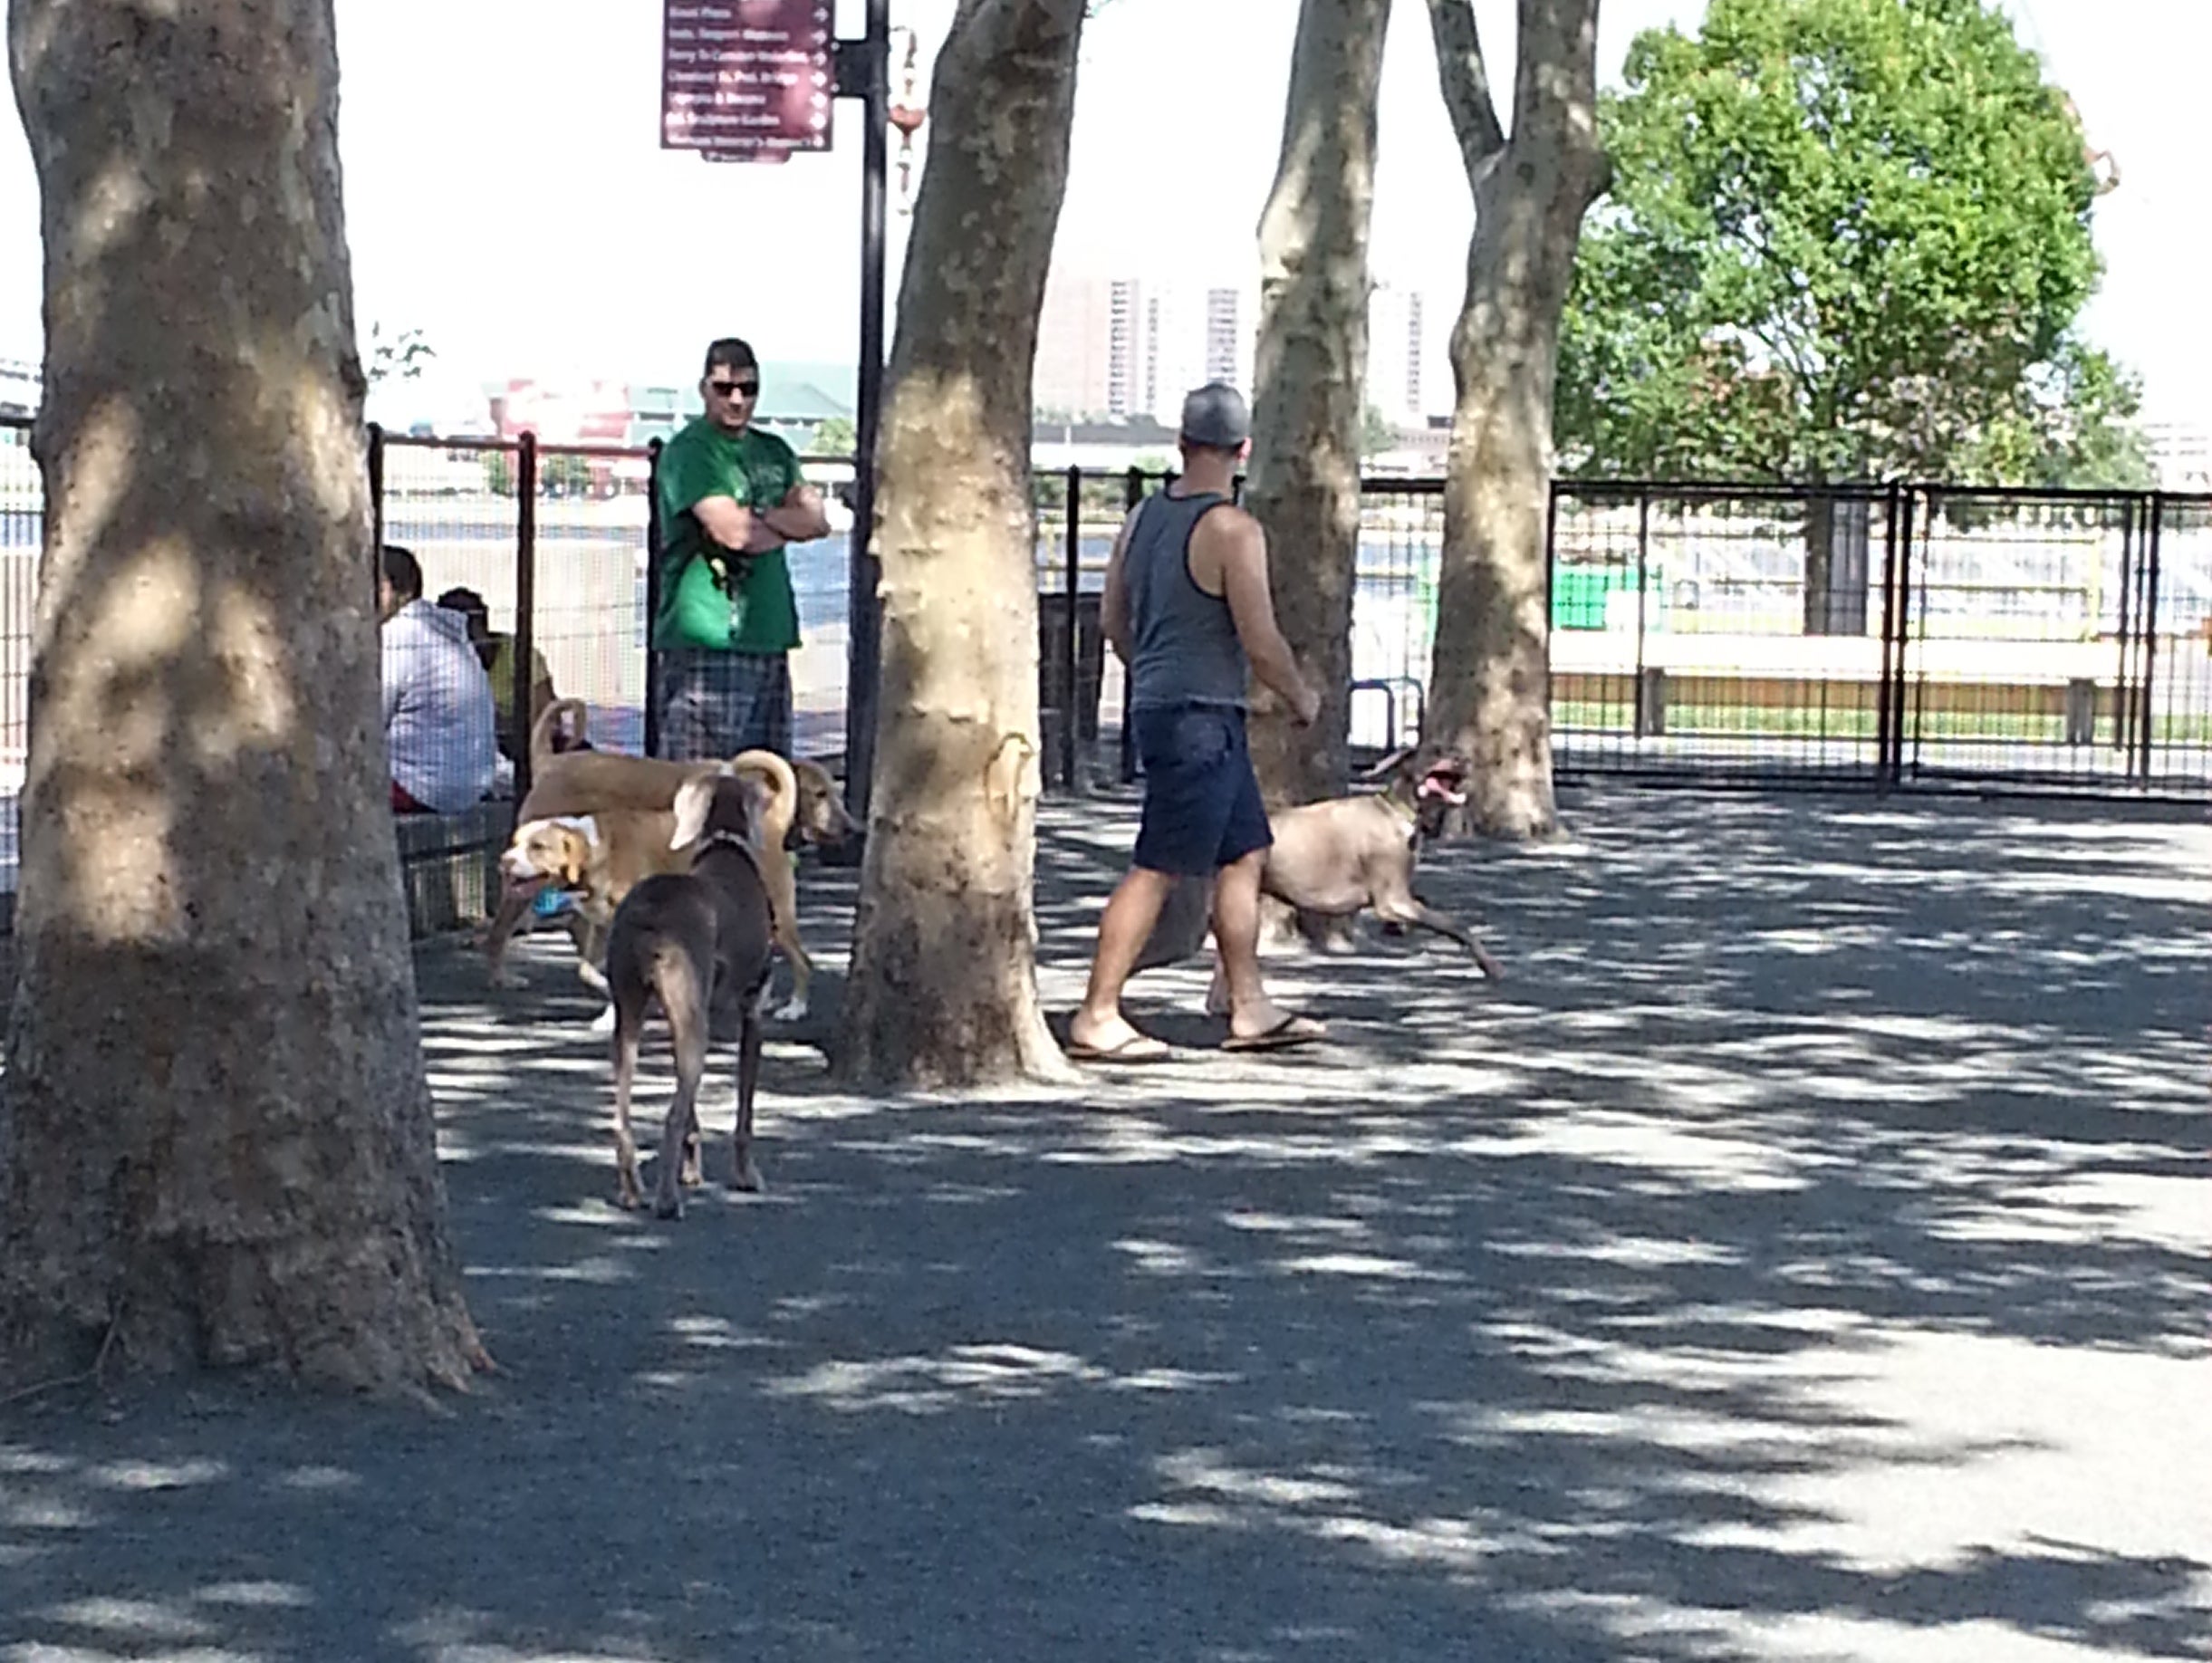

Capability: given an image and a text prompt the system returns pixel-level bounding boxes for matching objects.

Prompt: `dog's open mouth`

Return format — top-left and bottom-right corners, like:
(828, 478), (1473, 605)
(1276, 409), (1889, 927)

(499, 866), (551, 903)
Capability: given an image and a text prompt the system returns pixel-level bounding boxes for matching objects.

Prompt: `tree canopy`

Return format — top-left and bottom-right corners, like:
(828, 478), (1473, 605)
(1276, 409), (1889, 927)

(1555, 0), (2148, 489)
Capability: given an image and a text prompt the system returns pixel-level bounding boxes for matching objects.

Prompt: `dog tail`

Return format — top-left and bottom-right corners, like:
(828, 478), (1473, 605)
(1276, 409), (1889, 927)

(727, 749), (797, 846)
(531, 697), (591, 774)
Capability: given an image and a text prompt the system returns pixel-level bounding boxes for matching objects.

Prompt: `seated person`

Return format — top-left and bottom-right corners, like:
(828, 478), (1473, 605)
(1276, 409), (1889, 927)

(380, 545), (496, 813)
(436, 585), (558, 764)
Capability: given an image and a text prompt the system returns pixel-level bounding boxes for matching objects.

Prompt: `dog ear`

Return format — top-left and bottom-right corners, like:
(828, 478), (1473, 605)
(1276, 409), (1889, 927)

(558, 830), (589, 888)
(669, 773), (716, 850)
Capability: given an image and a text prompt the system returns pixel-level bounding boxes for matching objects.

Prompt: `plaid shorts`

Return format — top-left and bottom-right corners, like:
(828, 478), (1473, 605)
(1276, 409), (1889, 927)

(656, 649), (793, 761)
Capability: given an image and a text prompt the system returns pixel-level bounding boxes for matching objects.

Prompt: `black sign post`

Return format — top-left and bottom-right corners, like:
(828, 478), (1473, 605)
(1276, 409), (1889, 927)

(833, 0), (889, 822)
(659, 0), (887, 820)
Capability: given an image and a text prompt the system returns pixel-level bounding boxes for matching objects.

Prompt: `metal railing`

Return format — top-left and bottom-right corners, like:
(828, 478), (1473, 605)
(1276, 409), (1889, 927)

(4, 411), (2208, 900)
(1547, 481), (2212, 793)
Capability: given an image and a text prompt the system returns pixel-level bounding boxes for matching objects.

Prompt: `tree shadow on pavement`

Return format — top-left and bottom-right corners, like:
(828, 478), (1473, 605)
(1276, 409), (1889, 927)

(4, 786), (2207, 1661)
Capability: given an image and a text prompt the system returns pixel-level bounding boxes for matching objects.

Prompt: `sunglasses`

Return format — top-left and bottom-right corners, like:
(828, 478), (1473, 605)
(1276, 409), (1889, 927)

(708, 377), (759, 398)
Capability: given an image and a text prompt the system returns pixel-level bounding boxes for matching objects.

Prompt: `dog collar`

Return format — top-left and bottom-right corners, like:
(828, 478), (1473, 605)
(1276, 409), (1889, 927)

(693, 828), (759, 860)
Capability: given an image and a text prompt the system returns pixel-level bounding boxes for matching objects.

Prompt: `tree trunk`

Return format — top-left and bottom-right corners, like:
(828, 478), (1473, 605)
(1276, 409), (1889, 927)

(1420, 0), (1607, 839)
(1244, 0), (1392, 811)
(832, 0), (1087, 1090)
(1, 0), (484, 1395)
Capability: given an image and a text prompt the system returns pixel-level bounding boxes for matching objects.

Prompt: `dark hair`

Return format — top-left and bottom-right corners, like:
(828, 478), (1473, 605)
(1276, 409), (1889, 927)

(436, 585), (488, 620)
(380, 543), (423, 601)
(702, 337), (758, 376)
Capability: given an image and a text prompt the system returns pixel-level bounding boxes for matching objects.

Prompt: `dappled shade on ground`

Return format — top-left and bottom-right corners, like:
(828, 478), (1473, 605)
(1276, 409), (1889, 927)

(4, 787), (2207, 1659)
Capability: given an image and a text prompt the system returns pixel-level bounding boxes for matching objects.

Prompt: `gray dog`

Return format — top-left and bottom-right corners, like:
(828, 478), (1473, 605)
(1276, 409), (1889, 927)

(602, 766), (777, 1218)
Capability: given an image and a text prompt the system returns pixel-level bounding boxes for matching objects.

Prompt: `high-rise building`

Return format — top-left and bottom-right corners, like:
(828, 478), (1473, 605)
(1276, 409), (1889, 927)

(1203, 287), (1245, 389)
(1034, 268), (1264, 420)
(1034, 272), (1116, 417)
(1106, 278), (1145, 418)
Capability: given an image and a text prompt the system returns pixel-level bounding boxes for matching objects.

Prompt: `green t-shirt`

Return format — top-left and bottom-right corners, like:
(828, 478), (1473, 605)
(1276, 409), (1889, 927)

(651, 418), (806, 654)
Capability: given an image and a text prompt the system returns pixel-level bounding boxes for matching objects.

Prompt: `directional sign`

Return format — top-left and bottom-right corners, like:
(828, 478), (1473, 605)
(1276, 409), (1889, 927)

(660, 0), (834, 159)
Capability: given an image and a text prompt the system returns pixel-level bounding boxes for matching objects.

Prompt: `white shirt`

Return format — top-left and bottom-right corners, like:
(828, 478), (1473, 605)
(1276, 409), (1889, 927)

(381, 599), (497, 813)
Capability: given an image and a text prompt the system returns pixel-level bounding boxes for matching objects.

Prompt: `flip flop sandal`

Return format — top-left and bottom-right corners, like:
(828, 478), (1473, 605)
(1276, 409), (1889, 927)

(1220, 1014), (1326, 1053)
(1064, 1033), (1175, 1064)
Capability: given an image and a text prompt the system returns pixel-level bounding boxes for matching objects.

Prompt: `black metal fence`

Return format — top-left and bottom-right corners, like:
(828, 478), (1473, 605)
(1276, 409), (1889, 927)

(3, 411), (2207, 899)
(1547, 482), (2212, 794)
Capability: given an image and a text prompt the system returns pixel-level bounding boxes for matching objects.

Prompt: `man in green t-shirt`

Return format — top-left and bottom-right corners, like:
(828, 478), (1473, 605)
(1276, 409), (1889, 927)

(650, 335), (832, 760)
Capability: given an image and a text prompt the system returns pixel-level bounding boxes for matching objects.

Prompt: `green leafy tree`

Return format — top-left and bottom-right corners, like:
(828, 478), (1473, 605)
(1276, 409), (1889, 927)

(366, 322), (435, 387)
(541, 451), (594, 496)
(807, 414), (858, 457)
(1359, 404), (1395, 458)
(1557, 0), (2125, 487)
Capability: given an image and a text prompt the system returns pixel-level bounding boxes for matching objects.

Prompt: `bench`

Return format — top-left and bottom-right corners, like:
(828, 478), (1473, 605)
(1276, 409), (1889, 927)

(1554, 669), (2125, 744)
(393, 801), (512, 939)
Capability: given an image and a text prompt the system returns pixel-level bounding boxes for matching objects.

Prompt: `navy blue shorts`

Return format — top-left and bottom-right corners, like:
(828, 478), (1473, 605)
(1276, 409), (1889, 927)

(1130, 704), (1273, 877)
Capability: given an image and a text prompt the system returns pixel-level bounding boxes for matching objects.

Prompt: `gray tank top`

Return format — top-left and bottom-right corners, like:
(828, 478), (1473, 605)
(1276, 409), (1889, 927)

(1124, 488), (1248, 711)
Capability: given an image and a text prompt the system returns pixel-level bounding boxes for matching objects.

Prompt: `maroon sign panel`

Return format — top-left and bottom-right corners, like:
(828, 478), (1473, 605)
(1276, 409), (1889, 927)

(661, 0), (834, 160)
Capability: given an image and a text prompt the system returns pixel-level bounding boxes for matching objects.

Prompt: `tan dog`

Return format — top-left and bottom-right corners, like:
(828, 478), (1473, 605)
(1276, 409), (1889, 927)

(485, 699), (855, 1019)
(1134, 749), (1505, 1006)
(495, 809), (694, 1003)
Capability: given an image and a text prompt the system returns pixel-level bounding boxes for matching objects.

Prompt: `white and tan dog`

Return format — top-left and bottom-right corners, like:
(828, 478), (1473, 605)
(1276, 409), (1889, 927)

(486, 699), (857, 1020)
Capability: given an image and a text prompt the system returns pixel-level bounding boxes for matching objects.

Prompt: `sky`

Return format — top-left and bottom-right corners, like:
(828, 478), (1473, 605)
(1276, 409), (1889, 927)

(0, 0), (2202, 431)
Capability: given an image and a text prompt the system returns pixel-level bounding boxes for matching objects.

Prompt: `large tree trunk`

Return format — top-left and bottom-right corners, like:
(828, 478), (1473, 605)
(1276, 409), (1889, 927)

(1420, 0), (1607, 839)
(1244, 0), (1392, 811)
(1, 0), (484, 1394)
(832, 0), (1086, 1089)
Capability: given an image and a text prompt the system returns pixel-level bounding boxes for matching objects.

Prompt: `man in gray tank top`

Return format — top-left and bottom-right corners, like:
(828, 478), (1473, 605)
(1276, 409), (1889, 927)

(1067, 384), (1324, 1062)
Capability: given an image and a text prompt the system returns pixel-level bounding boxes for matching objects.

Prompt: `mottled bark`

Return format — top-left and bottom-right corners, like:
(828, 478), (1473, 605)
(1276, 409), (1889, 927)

(1245, 0), (1391, 811)
(832, 0), (1086, 1089)
(1, 0), (484, 1394)
(1421, 0), (1607, 839)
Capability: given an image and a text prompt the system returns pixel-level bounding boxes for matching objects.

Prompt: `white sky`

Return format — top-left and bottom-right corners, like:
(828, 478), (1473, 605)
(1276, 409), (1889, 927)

(0, 0), (2200, 430)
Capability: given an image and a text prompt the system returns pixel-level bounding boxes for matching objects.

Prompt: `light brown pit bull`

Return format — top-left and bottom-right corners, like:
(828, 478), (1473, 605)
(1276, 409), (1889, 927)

(1134, 749), (1505, 1003)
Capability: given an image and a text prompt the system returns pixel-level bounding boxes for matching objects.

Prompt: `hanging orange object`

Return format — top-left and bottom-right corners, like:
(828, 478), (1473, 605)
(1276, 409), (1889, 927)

(887, 28), (927, 212)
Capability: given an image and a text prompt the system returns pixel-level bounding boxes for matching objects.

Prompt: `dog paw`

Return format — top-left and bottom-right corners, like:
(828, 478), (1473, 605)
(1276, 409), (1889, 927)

(487, 966), (523, 991)
(653, 1189), (685, 1221)
(588, 1005), (617, 1037)
(771, 995), (809, 1024)
(730, 1157), (765, 1195)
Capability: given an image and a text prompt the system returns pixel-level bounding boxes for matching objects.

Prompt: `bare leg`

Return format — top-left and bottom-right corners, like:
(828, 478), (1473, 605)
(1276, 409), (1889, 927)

(1212, 848), (1320, 1043)
(1070, 866), (1181, 1054)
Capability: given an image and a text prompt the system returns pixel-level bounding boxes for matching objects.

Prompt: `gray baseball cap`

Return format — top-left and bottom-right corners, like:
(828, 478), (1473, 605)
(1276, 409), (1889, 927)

(1179, 381), (1250, 448)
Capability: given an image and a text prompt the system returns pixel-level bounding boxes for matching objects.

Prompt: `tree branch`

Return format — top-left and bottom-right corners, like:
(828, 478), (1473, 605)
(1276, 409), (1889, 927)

(1425, 0), (1506, 184)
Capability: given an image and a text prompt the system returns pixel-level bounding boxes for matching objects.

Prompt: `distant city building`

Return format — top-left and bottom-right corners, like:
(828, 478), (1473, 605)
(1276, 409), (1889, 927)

(2145, 421), (2212, 492)
(485, 362), (855, 455)
(0, 357), (39, 420)
(1036, 266), (1456, 425)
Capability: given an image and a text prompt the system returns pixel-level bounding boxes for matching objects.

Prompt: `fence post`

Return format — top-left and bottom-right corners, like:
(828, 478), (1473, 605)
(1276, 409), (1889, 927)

(1061, 464), (1082, 791)
(2136, 492), (2162, 783)
(2113, 495), (2137, 755)
(366, 421), (385, 606)
(1875, 479), (1901, 787)
(1632, 488), (1651, 742)
(1898, 486), (1920, 783)
(1120, 466), (1143, 783)
(642, 437), (664, 760)
(515, 432), (539, 804)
